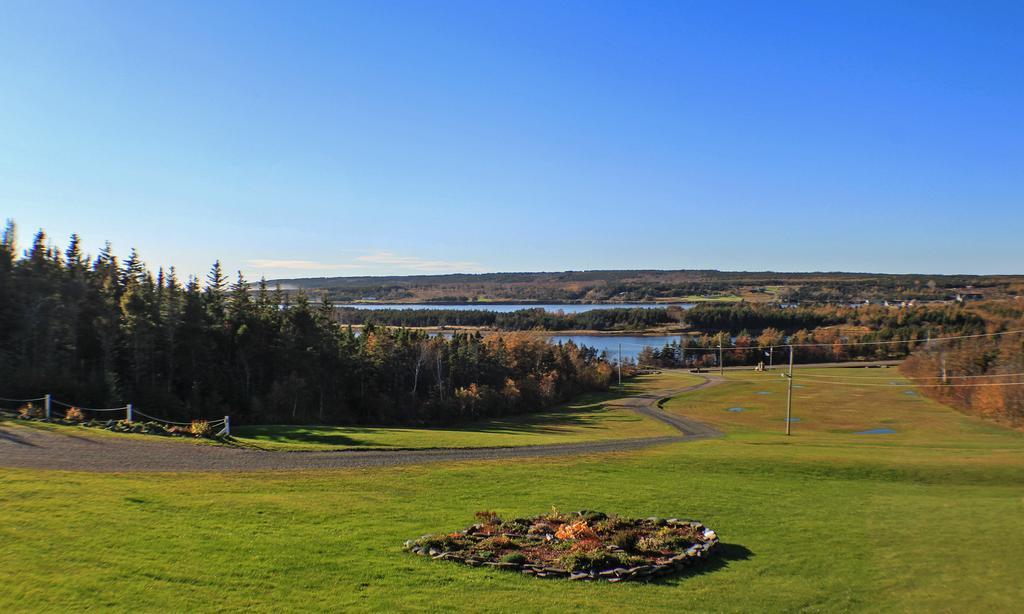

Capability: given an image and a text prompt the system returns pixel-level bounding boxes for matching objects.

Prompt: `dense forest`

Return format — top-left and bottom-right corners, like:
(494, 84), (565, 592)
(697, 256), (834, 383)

(272, 269), (1024, 304)
(0, 224), (617, 425)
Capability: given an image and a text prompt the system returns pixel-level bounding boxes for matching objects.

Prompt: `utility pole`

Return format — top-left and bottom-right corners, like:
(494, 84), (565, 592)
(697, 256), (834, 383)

(618, 343), (622, 388)
(719, 335), (724, 376)
(785, 345), (794, 435)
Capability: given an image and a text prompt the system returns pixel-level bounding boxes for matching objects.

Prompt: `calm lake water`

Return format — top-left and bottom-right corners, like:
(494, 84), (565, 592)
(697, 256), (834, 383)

(408, 332), (683, 362)
(339, 303), (696, 361)
(548, 335), (684, 361)
(336, 303), (694, 313)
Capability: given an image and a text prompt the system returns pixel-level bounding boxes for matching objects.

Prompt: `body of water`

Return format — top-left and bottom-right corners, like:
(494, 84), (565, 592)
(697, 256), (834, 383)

(336, 303), (694, 313)
(548, 334), (684, 361)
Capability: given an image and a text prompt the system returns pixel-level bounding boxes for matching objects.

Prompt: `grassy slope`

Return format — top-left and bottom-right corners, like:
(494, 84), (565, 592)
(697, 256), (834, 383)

(229, 372), (701, 450)
(2, 368), (1022, 611)
(231, 394), (680, 450)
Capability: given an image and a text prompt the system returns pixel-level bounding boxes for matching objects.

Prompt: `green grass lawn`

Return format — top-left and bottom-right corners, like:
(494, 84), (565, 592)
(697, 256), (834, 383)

(232, 403), (676, 450)
(231, 373), (702, 450)
(2, 367), (1022, 611)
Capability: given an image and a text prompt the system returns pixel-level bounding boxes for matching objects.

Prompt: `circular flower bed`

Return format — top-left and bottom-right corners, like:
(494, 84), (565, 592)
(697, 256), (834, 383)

(404, 510), (719, 582)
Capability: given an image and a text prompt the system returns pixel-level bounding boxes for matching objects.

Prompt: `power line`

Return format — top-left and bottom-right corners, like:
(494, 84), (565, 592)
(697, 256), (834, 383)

(784, 372), (1008, 382)
(766, 371), (1024, 380)
(790, 378), (1024, 388)
(583, 328), (1024, 352)
(767, 375), (1024, 387)
(786, 329), (1024, 348)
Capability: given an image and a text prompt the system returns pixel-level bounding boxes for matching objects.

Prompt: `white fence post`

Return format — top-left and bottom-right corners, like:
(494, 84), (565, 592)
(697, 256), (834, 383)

(126, 403), (133, 422)
(224, 415), (230, 436)
(44, 394), (51, 420)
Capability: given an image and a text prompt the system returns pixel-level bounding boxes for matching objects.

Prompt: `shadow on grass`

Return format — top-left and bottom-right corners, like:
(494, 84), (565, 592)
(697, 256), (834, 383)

(650, 543), (754, 584)
(0, 425), (39, 447)
(231, 427), (376, 449)
(235, 404), (627, 447)
(234, 392), (655, 448)
(433, 402), (638, 437)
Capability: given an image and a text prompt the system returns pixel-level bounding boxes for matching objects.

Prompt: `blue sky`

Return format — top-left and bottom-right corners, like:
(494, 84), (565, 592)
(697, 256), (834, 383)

(1, 1), (1022, 279)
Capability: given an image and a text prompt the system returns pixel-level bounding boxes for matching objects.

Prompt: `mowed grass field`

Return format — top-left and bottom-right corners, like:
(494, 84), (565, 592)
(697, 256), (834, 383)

(232, 372), (702, 450)
(2, 367), (1023, 611)
(232, 388), (686, 450)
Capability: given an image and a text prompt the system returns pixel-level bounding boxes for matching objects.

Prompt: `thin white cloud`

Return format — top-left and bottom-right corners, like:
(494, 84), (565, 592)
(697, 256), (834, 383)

(245, 259), (361, 270)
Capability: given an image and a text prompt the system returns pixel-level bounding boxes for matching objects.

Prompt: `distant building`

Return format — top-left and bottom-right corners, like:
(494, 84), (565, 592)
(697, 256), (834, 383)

(956, 293), (984, 302)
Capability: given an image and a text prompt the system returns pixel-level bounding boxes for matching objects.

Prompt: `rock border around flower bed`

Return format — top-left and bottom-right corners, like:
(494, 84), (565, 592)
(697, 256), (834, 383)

(404, 510), (719, 582)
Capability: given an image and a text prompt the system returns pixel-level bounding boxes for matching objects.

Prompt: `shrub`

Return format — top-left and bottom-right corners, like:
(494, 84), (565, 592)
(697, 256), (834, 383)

(143, 421), (167, 435)
(501, 552), (526, 565)
(18, 403), (43, 419)
(498, 518), (532, 535)
(559, 551), (628, 572)
(475, 510), (501, 526)
(527, 521), (558, 536)
(416, 533), (471, 552)
(477, 535), (516, 552)
(190, 420), (211, 437)
(64, 407), (85, 422)
(594, 516), (634, 533)
(637, 536), (663, 552)
(637, 527), (693, 552)
(544, 506), (565, 522)
(555, 520), (597, 541)
(611, 530), (640, 552)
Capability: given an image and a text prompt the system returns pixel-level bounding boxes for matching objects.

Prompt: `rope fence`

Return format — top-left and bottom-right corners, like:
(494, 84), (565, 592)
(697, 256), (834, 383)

(0, 393), (230, 436)
(51, 398), (127, 412)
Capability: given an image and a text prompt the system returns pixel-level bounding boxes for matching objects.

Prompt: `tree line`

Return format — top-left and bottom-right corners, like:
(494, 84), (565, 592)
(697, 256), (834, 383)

(337, 302), (989, 351)
(0, 223), (617, 425)
(634, 303), (990, 369)
(336, 306), (676, 331)
(275, 269), (1022, 304)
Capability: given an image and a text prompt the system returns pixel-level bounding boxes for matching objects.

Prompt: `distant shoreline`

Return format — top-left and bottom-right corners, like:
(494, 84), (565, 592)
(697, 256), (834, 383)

(342, 324), (690, 337)
(334, 301), (697, 306)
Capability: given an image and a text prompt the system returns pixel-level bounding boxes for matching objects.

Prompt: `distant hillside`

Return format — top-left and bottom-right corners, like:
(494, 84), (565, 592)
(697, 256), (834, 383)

(262, 270), (1024, 305)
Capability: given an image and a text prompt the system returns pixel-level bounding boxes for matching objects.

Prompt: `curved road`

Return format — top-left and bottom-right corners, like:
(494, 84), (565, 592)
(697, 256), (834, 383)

(0, 376), (722, 473)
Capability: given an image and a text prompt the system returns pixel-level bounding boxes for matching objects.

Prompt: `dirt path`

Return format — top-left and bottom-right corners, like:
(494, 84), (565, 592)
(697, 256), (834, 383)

(0, 376), (722, 473)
